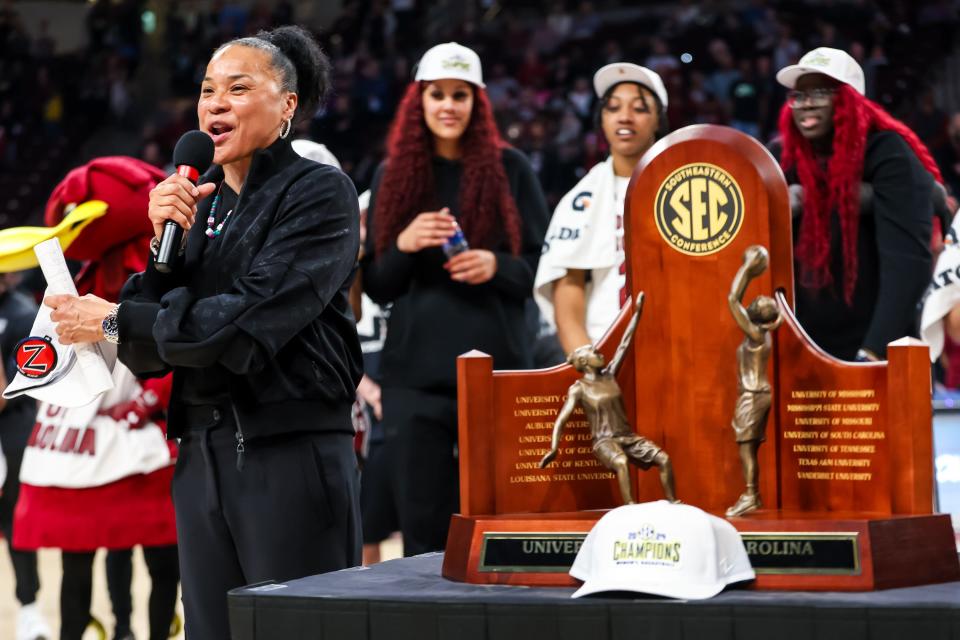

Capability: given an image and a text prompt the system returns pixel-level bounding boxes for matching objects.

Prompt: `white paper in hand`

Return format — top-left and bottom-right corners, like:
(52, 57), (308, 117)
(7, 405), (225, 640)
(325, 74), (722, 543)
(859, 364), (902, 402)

(2, 238), (115, 407)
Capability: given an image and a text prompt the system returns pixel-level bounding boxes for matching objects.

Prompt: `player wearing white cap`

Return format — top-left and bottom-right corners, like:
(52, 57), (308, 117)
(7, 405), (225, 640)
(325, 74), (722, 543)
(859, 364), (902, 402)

(774, 47), (943, 362)
(534, 63), (669, 354)
(361, 42), (549, 555)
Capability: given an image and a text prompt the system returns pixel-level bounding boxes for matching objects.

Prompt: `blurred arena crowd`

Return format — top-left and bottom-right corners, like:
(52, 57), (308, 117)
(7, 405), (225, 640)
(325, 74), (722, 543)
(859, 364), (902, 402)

(2, 1), (958, 212)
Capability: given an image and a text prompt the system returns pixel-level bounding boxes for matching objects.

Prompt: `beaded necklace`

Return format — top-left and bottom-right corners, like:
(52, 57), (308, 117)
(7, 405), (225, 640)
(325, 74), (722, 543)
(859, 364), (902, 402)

(205, 183), (235, 239)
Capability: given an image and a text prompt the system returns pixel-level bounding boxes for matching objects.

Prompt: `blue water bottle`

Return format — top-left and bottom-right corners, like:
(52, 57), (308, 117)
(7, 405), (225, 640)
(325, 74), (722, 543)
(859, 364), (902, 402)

(443, 221), (469, 259)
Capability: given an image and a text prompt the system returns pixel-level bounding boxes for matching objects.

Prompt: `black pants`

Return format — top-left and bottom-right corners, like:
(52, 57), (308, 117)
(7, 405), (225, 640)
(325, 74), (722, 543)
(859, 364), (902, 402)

(0, 417), (40, 605)
(360, 437), (400, 545)
(106, 545), (180, 640)
(60, 545), (180, 640)
(383, 387), (459, 557)
(174, 419), (361, 640)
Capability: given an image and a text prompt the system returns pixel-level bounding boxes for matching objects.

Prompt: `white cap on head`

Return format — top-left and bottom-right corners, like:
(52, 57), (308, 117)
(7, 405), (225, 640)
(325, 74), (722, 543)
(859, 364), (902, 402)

(415, 42), (485, 88)
(291, 139), (342, 170)
(593, 62), (668, 108)
(570, 501), (755, 600)
(776, 47), (865, 95)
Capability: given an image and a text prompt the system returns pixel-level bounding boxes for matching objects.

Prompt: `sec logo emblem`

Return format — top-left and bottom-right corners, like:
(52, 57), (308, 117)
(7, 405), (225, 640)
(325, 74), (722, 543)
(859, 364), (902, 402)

(654, 163), (744, 256)
(15, 336), (58, 379)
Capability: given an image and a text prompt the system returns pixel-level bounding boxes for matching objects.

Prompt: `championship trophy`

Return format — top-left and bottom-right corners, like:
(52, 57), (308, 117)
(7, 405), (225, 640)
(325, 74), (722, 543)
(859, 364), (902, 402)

(443, 125), (959, 590)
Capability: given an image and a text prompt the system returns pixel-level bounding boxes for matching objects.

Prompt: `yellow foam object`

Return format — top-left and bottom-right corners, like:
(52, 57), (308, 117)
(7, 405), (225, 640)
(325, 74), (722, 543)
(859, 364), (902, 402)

(0, 200), (107, 272)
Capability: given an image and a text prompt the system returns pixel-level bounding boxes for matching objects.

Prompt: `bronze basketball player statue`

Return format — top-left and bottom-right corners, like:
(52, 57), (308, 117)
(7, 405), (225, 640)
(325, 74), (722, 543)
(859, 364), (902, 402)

(539, 294), (678, 505)
(726, 245), (783, 517)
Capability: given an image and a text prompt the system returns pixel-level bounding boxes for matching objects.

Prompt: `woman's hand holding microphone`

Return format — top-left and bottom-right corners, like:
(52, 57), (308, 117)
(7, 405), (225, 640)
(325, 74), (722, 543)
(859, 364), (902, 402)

(147, 175), (217, 241)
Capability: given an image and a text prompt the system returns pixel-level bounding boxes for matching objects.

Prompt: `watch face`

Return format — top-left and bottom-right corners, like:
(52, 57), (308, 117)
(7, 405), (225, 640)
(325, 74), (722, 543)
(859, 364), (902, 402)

(102, 309), (120, 344)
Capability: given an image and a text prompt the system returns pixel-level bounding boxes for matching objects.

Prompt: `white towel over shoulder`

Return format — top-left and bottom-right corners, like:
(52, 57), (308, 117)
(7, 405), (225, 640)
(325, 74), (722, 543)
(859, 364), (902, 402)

(921, 215), (960, 361)
(534, 157), (624, 342)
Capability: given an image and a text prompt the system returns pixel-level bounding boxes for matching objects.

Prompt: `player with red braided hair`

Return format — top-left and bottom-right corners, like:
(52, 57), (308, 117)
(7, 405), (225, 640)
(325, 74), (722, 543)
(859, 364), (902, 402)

(775, 47), (939, 362)
(361, 43), (549, 555)
(372, 78), (523, 258)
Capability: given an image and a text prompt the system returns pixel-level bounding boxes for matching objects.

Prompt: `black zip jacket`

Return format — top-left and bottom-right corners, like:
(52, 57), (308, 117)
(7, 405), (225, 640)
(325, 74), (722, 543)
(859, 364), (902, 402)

(117, 137), (363, 439)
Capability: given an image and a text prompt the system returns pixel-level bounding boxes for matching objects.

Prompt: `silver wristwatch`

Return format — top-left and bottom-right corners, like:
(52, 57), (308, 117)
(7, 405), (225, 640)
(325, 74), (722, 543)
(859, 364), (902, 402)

(102, 305), (120, 345)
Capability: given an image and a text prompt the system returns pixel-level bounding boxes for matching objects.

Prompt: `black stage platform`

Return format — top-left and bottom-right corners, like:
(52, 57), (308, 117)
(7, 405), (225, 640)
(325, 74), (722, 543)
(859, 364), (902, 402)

(228, 553), (960, 640)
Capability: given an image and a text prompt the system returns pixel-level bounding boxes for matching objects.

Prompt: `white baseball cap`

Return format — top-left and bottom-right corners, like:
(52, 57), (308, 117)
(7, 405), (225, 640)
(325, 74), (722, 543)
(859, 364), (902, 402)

(593, 63), (668, 108)
(3, 300), (118, 409)
(570, 501), (755, 599)
(776, 47), (865, 95)
(415, 42), (485, 88)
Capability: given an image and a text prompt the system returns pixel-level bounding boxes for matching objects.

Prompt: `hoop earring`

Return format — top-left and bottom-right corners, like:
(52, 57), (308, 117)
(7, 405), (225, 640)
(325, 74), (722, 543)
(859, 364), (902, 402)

(280, 118), (292, 140)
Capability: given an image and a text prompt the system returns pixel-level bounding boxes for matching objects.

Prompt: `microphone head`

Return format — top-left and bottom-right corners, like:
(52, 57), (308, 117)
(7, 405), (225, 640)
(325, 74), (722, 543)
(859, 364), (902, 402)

(172, 130), (215, 172)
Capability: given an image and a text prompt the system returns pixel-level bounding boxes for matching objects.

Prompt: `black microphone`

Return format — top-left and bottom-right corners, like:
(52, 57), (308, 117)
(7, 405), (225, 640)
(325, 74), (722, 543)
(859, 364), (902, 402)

(155, 130), (215, 273)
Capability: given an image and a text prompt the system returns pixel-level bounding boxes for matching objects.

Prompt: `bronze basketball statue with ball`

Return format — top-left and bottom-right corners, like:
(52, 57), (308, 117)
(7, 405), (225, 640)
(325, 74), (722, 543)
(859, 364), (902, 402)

(539, 293), (678, 505)
(726, 245), (783, 517)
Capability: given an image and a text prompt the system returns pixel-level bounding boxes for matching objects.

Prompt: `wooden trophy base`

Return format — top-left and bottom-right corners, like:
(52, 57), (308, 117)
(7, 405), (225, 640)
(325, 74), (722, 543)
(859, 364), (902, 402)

(443, 511), (602, 587)
(442, 510), (960, 591)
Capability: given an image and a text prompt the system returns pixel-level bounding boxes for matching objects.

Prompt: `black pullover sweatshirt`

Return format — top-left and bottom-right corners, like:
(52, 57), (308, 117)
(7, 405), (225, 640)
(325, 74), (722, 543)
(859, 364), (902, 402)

(775, 131), (933, 360)
(362, 148), (550, 392)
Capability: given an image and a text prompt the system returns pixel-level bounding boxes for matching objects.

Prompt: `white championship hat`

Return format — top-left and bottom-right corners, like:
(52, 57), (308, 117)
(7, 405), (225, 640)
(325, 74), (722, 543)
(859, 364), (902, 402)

(2, 301), (118, 409)
(415, 42), (485, 88)
(570, 501), (755, 599)
(776, 47), (865, 95)
(593, 62), (668, 108)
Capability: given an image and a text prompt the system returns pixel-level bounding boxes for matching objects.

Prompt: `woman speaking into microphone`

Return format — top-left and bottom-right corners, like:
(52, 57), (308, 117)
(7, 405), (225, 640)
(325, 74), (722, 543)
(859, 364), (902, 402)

(44, 26), (363, 639)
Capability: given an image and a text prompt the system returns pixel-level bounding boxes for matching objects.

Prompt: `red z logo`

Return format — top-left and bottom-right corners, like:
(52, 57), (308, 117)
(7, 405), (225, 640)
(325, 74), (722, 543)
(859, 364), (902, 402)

(15, 337), (58, 379)
(22, 345), (47, 371)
